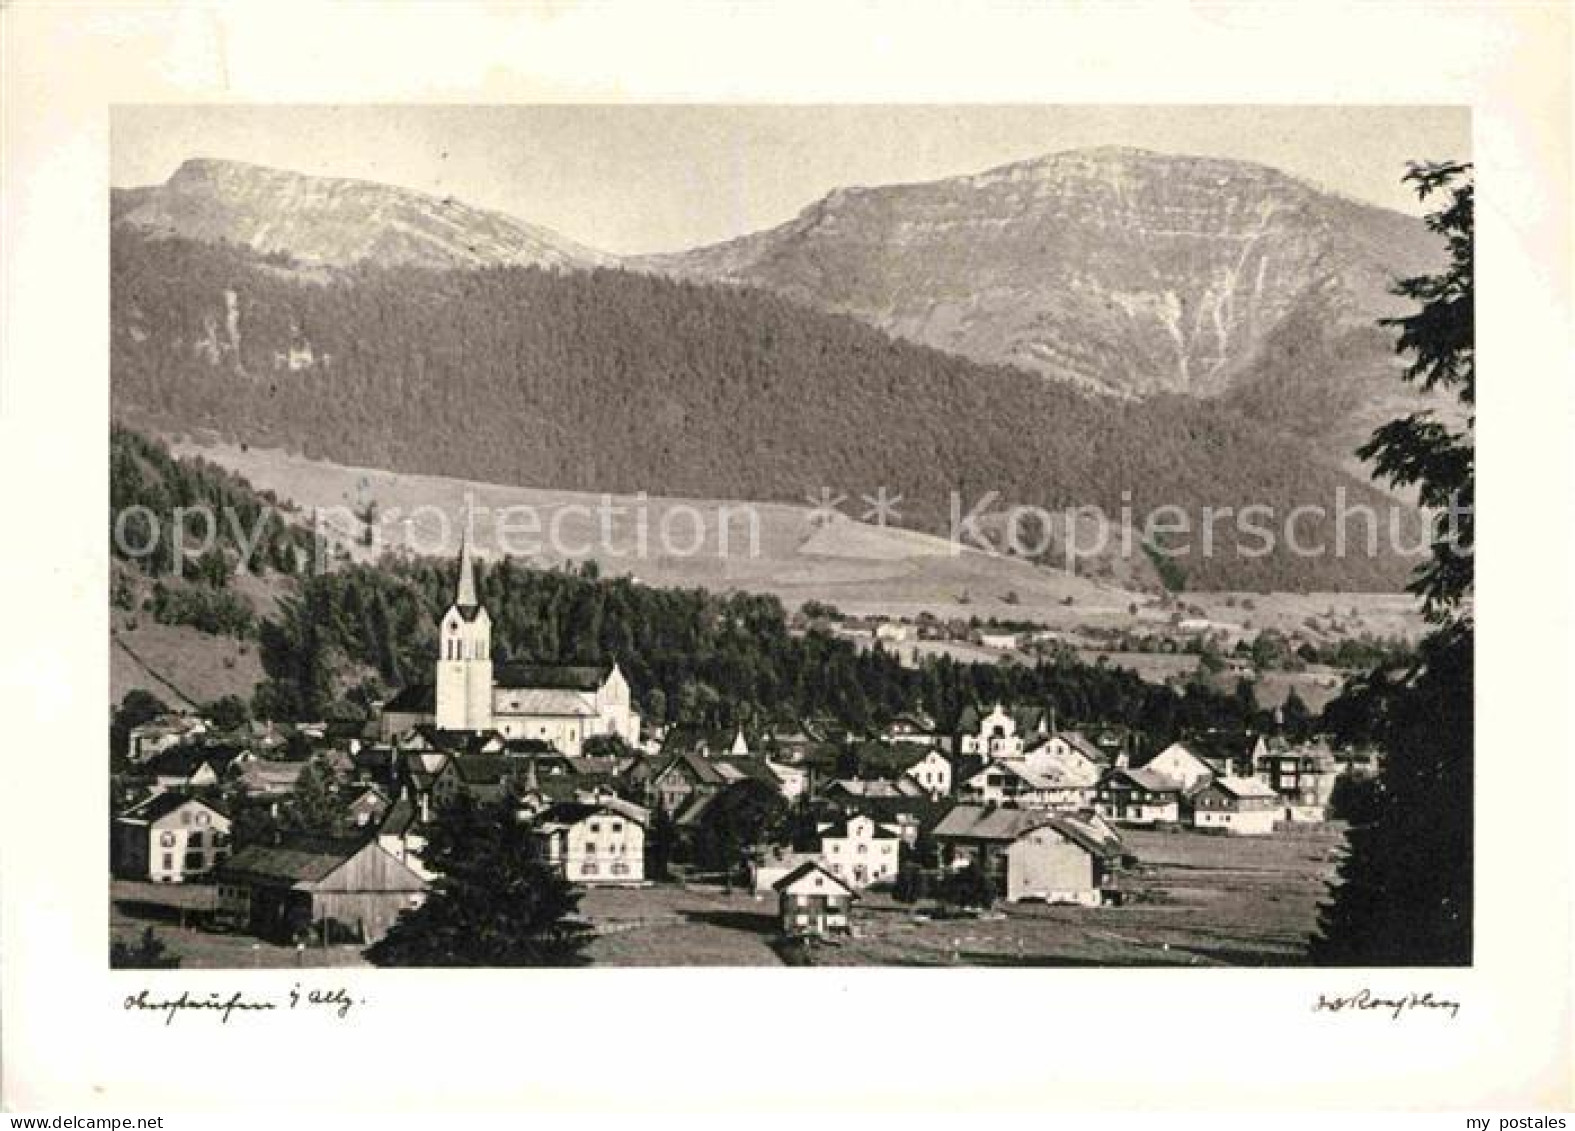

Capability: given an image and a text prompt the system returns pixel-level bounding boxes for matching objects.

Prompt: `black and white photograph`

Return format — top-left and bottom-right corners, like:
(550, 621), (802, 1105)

(2, 0), (1570, 1116)
(103, 103), (1475, 971)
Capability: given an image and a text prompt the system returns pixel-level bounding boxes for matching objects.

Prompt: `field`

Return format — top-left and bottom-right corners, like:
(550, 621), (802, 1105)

(110, 880), (370, 969)
(585, 826), (1346, 968)
(111, 826), (1345, 969)
(166, 441), (1423, 647)
(111, 615), (267, 707)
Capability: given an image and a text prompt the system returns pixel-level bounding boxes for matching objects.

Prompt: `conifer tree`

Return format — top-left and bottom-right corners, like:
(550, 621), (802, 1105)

(366, 795), (592, 967)
(1312, 161), (1473, 966)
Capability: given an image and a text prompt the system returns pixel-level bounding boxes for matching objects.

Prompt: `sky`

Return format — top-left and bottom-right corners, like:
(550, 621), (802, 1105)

(112, 105), (1470, 256)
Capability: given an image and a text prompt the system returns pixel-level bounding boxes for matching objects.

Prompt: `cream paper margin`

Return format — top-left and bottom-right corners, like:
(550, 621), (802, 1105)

(1, 0), (1570, 1113)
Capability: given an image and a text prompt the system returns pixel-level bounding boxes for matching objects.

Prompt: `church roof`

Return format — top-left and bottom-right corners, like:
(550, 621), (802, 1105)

(495, 688), (596, 717)
(455, 527), (479, 611)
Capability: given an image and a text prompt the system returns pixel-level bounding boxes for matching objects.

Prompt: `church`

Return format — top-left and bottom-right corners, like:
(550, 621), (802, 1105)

(378, 536), (641, 756)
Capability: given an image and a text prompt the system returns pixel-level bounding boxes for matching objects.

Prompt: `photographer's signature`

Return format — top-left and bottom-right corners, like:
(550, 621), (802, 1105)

(1313, 987), (1460, 1020)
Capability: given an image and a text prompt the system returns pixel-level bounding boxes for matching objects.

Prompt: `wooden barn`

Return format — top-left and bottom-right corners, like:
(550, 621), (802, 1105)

(213, 837), (428, 944)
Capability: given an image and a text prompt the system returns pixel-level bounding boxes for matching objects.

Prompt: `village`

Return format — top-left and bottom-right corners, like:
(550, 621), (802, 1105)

(109, 537), (1377, 968)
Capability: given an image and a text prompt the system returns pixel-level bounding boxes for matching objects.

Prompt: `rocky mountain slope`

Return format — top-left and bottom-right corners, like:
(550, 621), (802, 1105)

(635, 146), (1443, 444)
(112, 158), (614, 271)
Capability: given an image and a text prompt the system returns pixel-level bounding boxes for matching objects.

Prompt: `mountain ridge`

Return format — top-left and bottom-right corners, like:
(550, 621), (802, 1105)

(631, 145), (1439, 406)
(112, 157), (615, 271)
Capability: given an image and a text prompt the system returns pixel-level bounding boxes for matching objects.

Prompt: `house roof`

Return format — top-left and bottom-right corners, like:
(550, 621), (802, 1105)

(1209, 776), (1281, 800)
(119, 791), (228, 824)
(660, 725), (751, 757)
(712, 756), (783, 788)
(532, 798), (649, 830)
(827, 794), (950, 834)
(933, 805), (1058, 842)
(884, 711), (936, 734)
(932, 805), (1125, 859)
(1105, 767), (1182, 794)
(1010, 706), (1048, 734)
(214, 837), (384, 886)
(494, 664), (609, 692)
(674, 791), (719, 828)
(967, 758), (1081, 792)
(772, 860), (857, 896)
(886, 746), (946, 772)
(142, 747), (225, 779)
(447, 754), (513, 787)
(379, 798), (419, 837)
(653, 750), (729, 787)
(1056, 730), (1109, 764)
(238, 759), (307, 785)
(824, 778), (924, 800)
(409, 727), (509, 754)
(818, 816), (900, 840)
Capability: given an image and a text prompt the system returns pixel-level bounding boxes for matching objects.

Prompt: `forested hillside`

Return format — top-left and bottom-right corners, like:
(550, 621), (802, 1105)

(105, 431), (1302, 744)
(111, 424), (311, 580)
(255, 553), (1272, 750)
(112, 232), (1419, 591)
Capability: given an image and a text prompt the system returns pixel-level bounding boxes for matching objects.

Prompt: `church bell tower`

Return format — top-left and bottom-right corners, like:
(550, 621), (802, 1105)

(434, 530), (494, 732)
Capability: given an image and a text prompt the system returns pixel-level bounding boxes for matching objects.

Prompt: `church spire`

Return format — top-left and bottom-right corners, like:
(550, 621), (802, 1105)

(455, 524), (478, 610)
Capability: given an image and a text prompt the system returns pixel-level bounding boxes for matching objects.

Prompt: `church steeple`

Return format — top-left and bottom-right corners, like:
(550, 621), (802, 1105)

(455, 526), (479, 611)
(435, 524), (493, 732)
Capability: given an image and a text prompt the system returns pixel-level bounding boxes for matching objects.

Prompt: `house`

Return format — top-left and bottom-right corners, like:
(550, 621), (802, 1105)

(376, 798), (433, 879)
(822, 777), (926, 803)
(430, 754), (518, 808)
(126, 715), (208, 763)
(762, 759), (810, 801)
(657, 725), (757, 760)
(527, 799), (649, 885)
(1253, 740), (1340, 821)
(345, 784), (392, 828)
(113, 793), (231, 882)
(978, 632), (1019, 651)
(1190, 776), (1282, 835)
(1096, 768), (1183, 825)
(350, 745), (404, 792)
(880, 711), (939, 747)
(749, 846), (820, 894)
(212, 837), (429, 943)
(933, 806), (1124, 905)
(398, 750), (451, 821)
(141, 746), (228, 792)
(873, 621), (913, 644)
(1030, 731), (1109, 782)
(1333, 747), (1385, 780)
(639, 750), (730, 814)
(774, 861), (858, 937)
(958, 758), (1093, 810)
(818, 814), (901, 888)
(958, 703), (1027, 759)
(234, 758), (307, 797)
(1140, 742), (1217, 794)
(899, 749), (952, 798)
